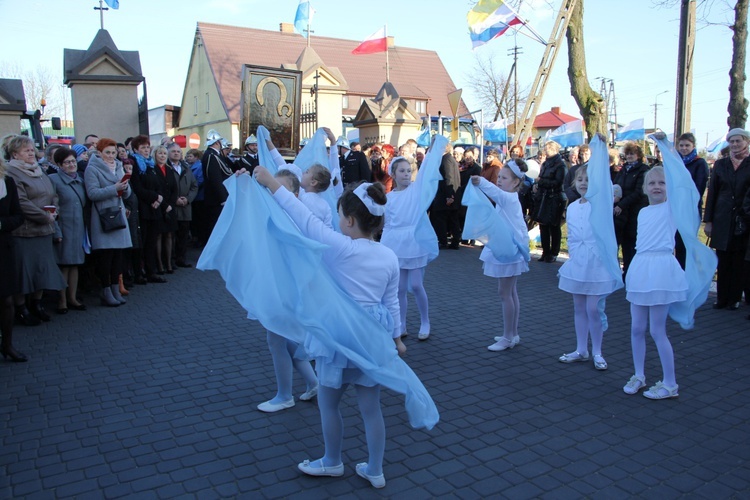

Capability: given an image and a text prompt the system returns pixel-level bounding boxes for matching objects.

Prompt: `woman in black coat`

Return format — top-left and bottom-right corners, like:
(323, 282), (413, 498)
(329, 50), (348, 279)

(613, 142), (649, 278)
(129, 135), (168, 283)
(0, 164), (27, 362)
(703, 128), (750, 310)
(532, 141), (566, 262)
(675, 133), (710, 269)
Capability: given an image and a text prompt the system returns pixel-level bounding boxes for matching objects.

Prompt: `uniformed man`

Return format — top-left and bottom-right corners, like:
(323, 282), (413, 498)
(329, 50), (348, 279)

(202, 130), (235, 236)
(238, 134), (259, 173)
(337, 136), (371, 187)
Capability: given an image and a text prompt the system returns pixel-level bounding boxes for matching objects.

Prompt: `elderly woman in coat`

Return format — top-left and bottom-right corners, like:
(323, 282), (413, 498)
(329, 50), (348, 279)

(49, 147), (88, 314)
(167, 143), (198, 267)
(85, 138), (132, 307)
(0, 154), (27, 361)
(704, 128), (750, 310)
(4, 135), (66, 326)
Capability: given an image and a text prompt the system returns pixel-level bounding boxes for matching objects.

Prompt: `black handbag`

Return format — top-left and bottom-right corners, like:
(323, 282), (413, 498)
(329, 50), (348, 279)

(96, 204), (126, 232)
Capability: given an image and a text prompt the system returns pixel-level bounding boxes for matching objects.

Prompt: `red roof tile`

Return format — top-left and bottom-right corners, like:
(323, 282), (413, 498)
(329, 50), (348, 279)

(197, 22), (469, 123)
(533, 107), (580, 128)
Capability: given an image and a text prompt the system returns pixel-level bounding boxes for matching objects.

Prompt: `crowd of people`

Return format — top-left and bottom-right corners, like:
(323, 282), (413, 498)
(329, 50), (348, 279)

(1, 121), (748, 489)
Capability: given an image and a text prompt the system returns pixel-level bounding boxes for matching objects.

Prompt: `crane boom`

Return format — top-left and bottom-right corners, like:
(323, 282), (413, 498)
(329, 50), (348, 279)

(515, 0), (578, 147)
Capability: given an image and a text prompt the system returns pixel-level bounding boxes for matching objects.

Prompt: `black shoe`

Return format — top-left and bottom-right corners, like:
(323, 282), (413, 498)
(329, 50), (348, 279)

(156, 270), (165, 275)
(176, 262), (193, 268)
(713, 301), (728, 309)
(545, 256), (557, 263)
(1, 347), (28, 363)
(15, 307), (41, 327)
(727, 302), (741, 311)
(56, 308), (68, 315)
(68, 303), (87, 311)
(147, 275), (167, 284)
(537, 255), (547, 262)
(134, 276), (148, 285)
(30, 301), (51, 322)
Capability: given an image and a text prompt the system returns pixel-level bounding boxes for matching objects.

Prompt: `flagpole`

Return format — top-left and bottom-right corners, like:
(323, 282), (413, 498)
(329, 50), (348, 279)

(385, 24), (390, 83)
(307, 5), (311, 48)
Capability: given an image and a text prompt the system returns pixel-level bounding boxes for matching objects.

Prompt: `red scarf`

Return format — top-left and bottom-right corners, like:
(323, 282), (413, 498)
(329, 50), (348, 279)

(730, 144), (749, 170)
(158, 164), (167, 176)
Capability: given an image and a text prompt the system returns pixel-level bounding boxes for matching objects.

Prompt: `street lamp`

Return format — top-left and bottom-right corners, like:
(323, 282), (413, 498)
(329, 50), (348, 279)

(653, 90), (669, 132)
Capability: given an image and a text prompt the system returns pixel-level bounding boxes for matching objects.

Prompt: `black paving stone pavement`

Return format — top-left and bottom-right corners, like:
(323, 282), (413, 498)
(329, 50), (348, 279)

(1, 246), (749, 498)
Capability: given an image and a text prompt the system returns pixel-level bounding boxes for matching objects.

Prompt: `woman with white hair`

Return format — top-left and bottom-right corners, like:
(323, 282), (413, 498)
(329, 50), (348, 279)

(703, 128), (750, 310)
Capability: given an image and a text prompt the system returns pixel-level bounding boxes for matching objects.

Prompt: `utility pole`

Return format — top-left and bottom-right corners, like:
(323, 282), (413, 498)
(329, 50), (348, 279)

(597, 77), (617, 145)
(674, 0), (696, 138)
(508, 38), (522, 138)
(653, 90), (669, 132)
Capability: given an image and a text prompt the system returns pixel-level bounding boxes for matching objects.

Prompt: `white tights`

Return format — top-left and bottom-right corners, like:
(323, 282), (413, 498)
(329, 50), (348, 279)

(317, 383), (385, 476)
(266, 331), (317, 403)
(572, 294), (604, 355)
(630, 304), (676, 387)
(498, 276), (520, 340)
(398, 268), (430, 335)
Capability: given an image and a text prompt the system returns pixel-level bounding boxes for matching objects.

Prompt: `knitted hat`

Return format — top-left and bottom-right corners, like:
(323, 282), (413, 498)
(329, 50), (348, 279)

(726, 128), (750, 141)
(72, 144), (87, 157)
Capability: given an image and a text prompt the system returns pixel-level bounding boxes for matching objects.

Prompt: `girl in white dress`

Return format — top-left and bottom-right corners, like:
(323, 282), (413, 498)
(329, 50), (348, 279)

(557, 165), (621, 370)
(256, 170), (320, 413)
(254, 166), (406, 489)
(470, 160), (530, 351)
(380, 155), (440, 341)
(623, 166), (688, 399)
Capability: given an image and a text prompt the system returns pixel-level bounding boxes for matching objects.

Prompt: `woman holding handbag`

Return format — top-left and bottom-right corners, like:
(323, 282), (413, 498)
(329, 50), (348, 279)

(532, 141), (566, 263)
(85, 138), (132, 307)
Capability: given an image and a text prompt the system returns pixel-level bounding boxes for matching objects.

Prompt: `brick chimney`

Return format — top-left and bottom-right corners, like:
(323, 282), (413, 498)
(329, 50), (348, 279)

(280, 22), (295, 33)
(551, 106), (561, 115)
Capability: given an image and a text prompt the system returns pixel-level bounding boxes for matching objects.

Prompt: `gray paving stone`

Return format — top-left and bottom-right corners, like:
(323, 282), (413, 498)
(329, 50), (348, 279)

(1, 247), (747, 496)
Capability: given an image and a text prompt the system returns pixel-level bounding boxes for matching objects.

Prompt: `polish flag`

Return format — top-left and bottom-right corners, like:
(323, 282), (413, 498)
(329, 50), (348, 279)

(352, 27), (388, 55)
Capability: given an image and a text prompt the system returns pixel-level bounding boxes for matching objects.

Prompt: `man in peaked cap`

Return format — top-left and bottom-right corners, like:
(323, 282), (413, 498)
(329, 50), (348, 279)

(201, 129), (236, 236)
(337, 136), (371, 187)
(239, 134), (259, 174)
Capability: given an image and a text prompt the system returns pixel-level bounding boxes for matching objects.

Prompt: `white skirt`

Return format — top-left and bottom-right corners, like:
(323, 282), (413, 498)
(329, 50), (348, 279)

(626, 251), (688, 305)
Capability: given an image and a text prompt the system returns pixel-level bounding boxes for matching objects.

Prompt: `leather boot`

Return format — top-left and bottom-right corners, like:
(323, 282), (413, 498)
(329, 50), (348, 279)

(100, 287), (120, 307)
(110, 285), (127, 305)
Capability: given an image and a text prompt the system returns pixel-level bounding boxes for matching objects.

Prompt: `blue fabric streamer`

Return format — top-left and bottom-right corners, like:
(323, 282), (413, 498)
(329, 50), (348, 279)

(293, 128), (341, 231)
(255, 126), (278, 175)
(651, 135), (717, 329)
(461, 181), (530, 263)
(585, 136), (625, 292)
(197, 174), (439, 430)
(414, 135), (447, 263)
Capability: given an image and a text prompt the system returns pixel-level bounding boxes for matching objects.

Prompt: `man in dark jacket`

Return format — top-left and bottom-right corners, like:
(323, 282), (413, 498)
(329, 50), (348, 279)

(238, 134), (259, 174)
(430, 143), (462, 249)
(337, 137), (371, 187)
(202, 130), (235, 238)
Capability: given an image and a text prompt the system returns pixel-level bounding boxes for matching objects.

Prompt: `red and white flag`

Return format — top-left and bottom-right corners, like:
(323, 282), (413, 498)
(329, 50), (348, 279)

(351, 27), (388, 55)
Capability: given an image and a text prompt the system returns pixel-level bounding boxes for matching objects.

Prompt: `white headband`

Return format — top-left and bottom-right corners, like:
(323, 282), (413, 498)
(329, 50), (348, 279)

(505, 160), (524, 180)
(353, 183), (385, 216)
